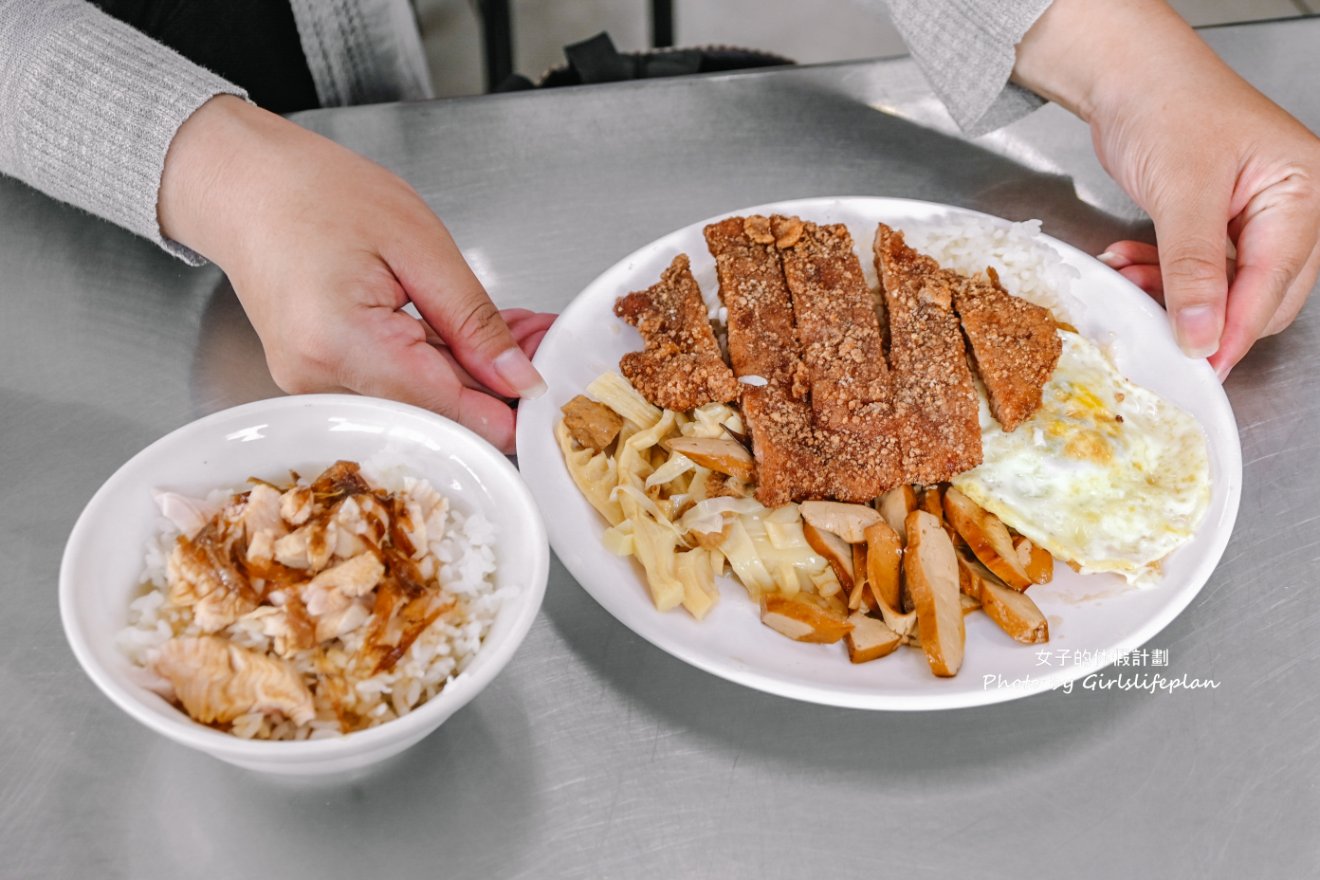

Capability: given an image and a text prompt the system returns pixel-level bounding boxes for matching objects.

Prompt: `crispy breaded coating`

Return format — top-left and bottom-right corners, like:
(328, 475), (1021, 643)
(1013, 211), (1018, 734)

(614, 254), (740, 411)
(561, 394), (623, 452)
(706, 215), (815, 505)
(952, 268), (1062, 431)
(875, 223), (982, 485)
(704, 216), (906, 505)
(740, 385), (814, 507)
(775, 216), (893, 425)
(775, 215), (902, 495)
(740, 386), (889, 506)
(703, 216), (803, 389)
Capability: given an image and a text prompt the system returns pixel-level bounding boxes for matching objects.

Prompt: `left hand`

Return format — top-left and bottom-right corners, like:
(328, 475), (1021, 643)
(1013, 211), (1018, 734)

(157, 96), (556, 453)
(424, 308), (556, 394)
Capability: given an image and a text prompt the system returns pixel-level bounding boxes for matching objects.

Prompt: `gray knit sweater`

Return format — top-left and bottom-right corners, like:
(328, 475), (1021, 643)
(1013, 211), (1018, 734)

(0, 0), (431, 263)
(875, 0), (1053, 136)
(0, 0), (1049, 262)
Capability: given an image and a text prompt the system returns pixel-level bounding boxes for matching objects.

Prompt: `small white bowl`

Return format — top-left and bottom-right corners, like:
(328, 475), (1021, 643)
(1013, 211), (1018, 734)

(60, 395), (548, 776)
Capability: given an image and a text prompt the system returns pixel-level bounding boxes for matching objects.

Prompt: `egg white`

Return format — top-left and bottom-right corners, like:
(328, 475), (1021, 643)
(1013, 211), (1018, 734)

(951, 330), (1211, 583)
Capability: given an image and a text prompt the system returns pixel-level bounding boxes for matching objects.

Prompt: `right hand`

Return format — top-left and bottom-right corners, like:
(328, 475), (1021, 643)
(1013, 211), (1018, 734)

(158, 96), (551, 453)
(1014, 0), (1320, 379)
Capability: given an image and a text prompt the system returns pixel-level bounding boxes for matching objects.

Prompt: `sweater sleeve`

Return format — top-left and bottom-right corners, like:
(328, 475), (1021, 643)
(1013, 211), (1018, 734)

(0, 0), (247, 263)
(869, 0), (1055, 137)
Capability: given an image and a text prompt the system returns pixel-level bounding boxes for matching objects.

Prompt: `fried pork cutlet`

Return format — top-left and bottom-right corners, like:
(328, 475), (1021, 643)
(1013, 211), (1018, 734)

(705, 216), (815, 506)
(705, 215), (900, 506)
(874, 223), (982, 485)
(952, 268), (1061, 432)
(775, 215), (901, 495)
(703, 216), (802, 389)
(739, 385), (816, 507)
(774, 216), (893, 425)
(741, 386), (892, 505)
(614, 254), (740, 411)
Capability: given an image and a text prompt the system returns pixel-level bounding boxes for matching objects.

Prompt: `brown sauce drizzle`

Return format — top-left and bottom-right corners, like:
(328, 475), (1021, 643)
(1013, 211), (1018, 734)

(168, 460), (463, 730)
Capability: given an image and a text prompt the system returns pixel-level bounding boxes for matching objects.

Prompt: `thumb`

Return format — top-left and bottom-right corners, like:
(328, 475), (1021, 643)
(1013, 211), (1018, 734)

(1151, 190), (1232, 358)
(388, 221), (547, 400)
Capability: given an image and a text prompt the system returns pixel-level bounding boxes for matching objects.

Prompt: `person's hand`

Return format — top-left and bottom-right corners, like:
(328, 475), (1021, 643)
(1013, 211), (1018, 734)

(1015, 0), (1320, 379)
(158, 95), (552, 452)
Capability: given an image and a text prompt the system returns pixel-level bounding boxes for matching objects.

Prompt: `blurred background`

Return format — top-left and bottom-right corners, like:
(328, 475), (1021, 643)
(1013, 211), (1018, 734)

(417, 0), (1315, 97)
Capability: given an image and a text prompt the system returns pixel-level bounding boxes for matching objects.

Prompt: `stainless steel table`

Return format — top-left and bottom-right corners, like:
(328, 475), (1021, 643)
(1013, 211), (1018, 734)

(4, 18), (1318, 879)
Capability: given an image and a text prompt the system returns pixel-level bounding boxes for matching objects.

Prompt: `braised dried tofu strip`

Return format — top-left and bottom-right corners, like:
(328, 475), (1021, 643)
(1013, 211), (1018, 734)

(561, 394), (623, 452)
(614, 253), (739, 411)
(874, 223), (982, 484)
(952, 268), (1061, 432)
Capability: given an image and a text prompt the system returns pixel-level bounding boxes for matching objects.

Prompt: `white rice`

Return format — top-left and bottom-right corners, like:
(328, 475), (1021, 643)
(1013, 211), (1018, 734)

(899, 214), (1080, 319)
(116, 461), (504, 741)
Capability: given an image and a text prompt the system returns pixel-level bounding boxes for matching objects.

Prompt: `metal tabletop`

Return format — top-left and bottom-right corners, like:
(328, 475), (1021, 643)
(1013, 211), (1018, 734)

(3, 18), (1318, 879)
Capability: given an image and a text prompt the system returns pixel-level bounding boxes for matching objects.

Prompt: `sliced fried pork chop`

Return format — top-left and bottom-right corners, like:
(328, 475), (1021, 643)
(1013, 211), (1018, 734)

(614, 254), (739, 411)
(874, 223), (982, 485)
(952, 268), (1061, 431)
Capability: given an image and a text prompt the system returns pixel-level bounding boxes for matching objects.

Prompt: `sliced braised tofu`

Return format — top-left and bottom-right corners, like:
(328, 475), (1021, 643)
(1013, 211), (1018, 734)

(874, 596), (917, 640)
(878, 485), (916, 542)
(664, 437), (756, 483)
(1013, 534), (1054, 585)
(845, 613), (903, 663)
(847, 543), (871, 611)
(760, 592), (853, 644)
(980, 580), (1049, 644)
(957, 557), (984, 601)
(904, 510), (965, 677)
(943, 487), (1032, 590)
(800, 500), (883, 543)
(802, 519), (854, 591)
(864, 520), (902, 611)
(918, 485), (945, 521)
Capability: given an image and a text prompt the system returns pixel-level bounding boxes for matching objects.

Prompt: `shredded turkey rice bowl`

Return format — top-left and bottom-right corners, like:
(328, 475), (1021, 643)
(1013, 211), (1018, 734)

(116, 458), (503, 741)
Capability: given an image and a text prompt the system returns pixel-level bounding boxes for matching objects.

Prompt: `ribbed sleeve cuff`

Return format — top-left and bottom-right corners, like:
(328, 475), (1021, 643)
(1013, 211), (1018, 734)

(881, 0), (1053, 136)
(0, 1), (246, 264)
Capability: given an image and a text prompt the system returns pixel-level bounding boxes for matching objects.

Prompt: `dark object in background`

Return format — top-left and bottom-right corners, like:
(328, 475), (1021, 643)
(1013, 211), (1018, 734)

(475, 0), (678, 89)
(90, 0), (320, 113)
(497, 32), (794, 92)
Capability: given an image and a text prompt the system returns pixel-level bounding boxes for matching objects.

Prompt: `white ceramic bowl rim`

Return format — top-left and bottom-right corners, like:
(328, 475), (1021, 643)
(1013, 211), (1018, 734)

(60, 394), (548, 761)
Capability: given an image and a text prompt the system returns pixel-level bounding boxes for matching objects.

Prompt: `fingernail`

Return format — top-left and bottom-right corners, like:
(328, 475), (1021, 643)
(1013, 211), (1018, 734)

(494, 347), (547, 399)
(1097, 251), (1131, 269)
(1174, 305), (1221, 359)
(1214, 362), (1232, 382)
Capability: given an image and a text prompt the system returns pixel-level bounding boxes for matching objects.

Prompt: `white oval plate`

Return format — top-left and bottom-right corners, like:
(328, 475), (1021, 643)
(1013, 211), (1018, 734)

(516, 197), (1241, 710)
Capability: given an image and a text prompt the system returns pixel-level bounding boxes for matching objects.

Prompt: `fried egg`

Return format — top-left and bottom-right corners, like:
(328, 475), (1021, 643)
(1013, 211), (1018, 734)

(951, 330), (1211, 583)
